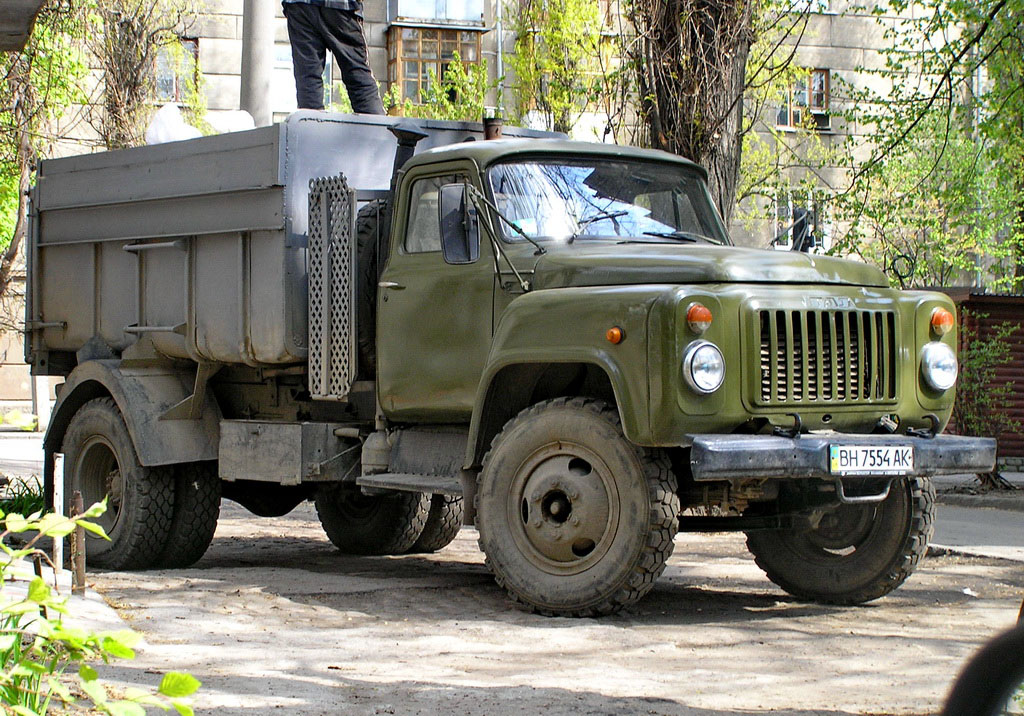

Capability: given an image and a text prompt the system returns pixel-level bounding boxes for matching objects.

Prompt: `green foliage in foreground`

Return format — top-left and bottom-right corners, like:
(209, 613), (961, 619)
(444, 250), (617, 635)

(0, 502), (200, 715)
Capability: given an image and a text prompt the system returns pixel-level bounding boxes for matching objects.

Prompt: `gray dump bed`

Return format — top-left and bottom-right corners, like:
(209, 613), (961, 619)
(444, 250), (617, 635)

(26, 112), (552, 370)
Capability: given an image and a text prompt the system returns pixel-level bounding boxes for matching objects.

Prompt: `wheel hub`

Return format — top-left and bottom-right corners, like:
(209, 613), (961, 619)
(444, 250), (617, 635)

(77, 436), (124, 531)
(808, 503), (876, 552)
(105, 468), (124, 510)
(512, 446), (618, 570)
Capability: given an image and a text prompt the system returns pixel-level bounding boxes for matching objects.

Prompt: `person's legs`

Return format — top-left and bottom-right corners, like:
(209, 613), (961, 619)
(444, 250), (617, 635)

(319, 7), (384, 114)
(283, 2), (327, 110)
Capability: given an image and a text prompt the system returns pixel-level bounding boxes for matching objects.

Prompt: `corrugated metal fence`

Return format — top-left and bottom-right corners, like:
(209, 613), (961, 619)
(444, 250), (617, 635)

(943, 291), (1024, 467)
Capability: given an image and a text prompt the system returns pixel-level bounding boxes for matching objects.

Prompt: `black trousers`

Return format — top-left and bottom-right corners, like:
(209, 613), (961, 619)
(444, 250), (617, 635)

(283, 3), (384, 114)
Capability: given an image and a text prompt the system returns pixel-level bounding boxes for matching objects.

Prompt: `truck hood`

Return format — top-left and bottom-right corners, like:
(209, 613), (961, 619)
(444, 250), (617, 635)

(530, 243), (889, 289)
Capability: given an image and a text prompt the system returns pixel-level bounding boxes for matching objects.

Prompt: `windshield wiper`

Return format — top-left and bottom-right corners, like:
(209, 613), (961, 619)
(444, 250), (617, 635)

(642, 230), (713, 243)
(569, 210), (629, 243)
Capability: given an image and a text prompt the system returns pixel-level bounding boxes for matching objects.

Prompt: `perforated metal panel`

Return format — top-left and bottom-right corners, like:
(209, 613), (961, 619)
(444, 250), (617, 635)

(308, 174), (357, 400)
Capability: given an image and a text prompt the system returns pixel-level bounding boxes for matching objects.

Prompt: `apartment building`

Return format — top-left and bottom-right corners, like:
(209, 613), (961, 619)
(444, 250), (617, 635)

(0, 0), (913, 408)
(183, 0), (909, 247)
(192, 0), (500, 122)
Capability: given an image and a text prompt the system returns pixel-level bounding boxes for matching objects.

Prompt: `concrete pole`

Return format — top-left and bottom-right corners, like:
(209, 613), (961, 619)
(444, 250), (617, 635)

(240, 0), (275, 126)
(33, 376), (51, 432)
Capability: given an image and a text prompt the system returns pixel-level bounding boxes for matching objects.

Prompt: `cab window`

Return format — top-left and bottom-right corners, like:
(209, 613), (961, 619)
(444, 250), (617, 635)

(405, 174), (463, 253)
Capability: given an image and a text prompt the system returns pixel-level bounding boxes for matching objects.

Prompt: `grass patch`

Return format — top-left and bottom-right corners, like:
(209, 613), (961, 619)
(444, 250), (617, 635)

(0, 475), (45, 517)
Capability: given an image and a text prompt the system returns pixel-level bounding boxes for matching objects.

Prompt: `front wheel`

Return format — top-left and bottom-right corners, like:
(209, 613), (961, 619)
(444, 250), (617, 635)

(745, 476), (935, 604)
(476, 397), (679, 617)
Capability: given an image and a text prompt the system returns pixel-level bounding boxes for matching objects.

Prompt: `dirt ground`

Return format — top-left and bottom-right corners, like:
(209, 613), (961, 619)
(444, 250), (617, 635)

(87, 500), (1024, 716)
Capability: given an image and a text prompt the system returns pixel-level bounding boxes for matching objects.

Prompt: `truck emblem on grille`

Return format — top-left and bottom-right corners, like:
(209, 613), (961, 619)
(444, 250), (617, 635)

(807, 296), (854, 309)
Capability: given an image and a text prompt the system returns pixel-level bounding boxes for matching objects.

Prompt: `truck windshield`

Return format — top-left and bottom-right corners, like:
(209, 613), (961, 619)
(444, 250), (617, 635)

(487, 158), (729, 245)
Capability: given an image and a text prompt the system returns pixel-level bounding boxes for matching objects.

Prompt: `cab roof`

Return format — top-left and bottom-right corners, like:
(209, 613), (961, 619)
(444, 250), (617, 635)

(403, 138), (709, 179)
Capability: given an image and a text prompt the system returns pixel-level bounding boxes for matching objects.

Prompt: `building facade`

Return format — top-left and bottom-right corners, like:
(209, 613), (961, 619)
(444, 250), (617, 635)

(193, 0), (502, 123)
(0, 0), (924, 409)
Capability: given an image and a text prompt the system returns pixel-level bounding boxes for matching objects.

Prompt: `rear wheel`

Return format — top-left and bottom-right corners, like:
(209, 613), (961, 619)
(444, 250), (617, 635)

(407, 495), (463, 553)
(745, 476), (935, 604)
(155, 462), (221, 568)
(476, 397), (679, 616)
(61, 398), (175, 570)
(315, 484), (429, 555)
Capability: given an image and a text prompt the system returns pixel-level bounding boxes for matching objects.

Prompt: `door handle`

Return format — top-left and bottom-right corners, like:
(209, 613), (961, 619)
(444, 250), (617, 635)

(379, 281), (405, 290)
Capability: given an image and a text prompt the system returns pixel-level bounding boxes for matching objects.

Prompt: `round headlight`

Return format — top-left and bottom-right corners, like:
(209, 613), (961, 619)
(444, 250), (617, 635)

(683, 341), (725, 394)
(921, 341), (958, 391)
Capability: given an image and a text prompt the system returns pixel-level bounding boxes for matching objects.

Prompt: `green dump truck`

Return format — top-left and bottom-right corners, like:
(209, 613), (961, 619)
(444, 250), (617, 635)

(26, 112), (995, 616)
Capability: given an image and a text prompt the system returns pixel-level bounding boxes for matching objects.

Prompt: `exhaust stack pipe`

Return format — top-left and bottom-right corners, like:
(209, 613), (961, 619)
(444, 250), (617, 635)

(376, 122), (429, 281)
(388, 122), (430, 181)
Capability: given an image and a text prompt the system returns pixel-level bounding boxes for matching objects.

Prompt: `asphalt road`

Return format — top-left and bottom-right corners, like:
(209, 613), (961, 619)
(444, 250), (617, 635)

(932, 504), (1024, 561)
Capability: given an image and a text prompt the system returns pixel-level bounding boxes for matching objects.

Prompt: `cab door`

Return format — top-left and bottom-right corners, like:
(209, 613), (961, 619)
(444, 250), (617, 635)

(376, 166), (495, 422)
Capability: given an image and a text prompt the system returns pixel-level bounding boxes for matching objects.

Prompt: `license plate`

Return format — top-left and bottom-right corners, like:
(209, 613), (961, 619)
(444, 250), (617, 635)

(829, 445), (914, 475)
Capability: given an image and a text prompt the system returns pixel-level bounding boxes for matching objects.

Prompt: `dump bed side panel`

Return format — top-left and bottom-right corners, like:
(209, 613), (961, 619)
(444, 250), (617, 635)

(27, 112), (555, 372)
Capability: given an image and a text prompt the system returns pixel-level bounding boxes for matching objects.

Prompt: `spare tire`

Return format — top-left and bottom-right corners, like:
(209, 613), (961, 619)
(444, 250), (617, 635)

(356, 200), (388, 377)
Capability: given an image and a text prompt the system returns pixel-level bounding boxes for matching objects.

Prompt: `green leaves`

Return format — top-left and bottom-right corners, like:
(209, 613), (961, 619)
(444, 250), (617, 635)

(26, 577), (51, 603)
(159, 672), (201, 698)
(506, 0), (607, 133)
(101, 635), (136, 660)
(0, 505), (201, 715)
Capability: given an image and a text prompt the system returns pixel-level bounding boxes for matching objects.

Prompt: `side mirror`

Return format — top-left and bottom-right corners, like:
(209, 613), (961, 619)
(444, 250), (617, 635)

(439, 183), (480, 265)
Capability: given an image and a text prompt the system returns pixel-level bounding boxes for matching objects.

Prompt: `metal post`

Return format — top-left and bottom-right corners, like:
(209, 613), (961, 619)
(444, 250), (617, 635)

(52, 453), (63, 575)
(495, 0), (504, 110)
(71, 490), (85, 596)
(240, 0), (275, 126)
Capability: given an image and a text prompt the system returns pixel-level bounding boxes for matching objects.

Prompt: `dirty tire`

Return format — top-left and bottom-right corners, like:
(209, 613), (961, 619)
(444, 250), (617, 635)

(61, 397), (175, 570)
(356, 200), (387, 376)
(476, 397), (679, 617)
(315, 484), (429, 555)
(745, 476), (935, 604)
(155, 462), (221, 568)
(407, 495), (463, 553)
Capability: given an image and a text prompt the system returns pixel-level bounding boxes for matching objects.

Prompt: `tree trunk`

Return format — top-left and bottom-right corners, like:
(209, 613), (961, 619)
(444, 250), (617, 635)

(0, 67), (33, 299)
(975, 470), (1018, 490)
(626, 0), (754, 224)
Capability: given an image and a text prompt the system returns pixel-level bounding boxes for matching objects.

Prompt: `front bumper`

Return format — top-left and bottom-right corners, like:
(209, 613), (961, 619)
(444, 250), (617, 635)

(689, 433), (996, 481)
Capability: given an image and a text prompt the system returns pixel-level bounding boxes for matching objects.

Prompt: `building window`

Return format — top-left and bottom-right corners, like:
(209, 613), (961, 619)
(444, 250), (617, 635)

(774, 189), (830, 251)
(387, 27), (481, 103)
(776, 68), (830, 130)
(155, 38), (199, 103)
(389, 0), (485, 25)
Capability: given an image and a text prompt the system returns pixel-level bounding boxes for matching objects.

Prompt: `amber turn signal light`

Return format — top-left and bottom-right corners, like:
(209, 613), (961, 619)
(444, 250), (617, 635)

(606, 326), (624, 344)
(687, 303), (713, 333)
(930, 307), (954, 336)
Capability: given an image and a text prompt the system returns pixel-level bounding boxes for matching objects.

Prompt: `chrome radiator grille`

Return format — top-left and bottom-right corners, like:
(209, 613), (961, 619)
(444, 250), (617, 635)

(755, 309), (897, 405)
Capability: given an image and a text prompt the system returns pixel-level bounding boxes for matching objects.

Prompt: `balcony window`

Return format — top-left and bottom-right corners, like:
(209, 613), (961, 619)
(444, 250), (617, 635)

(389, 0), (485, 25)
(387, 26), (481, 103)
(777, 68), (830, 130)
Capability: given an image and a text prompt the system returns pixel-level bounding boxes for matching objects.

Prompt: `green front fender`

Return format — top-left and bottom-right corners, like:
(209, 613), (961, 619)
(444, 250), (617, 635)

(464, 286), (666, 468)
